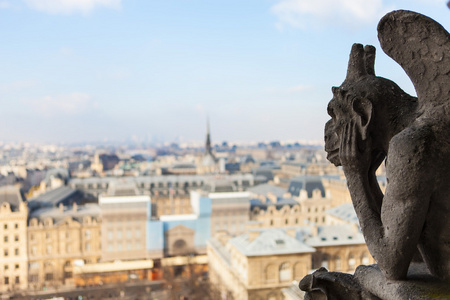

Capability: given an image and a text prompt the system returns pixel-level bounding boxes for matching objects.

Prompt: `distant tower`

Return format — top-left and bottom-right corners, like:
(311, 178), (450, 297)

(200, 117), (217, 173)
(205, 117), (214, 158)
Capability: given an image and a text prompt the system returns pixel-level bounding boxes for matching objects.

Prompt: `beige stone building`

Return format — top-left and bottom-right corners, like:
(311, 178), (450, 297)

(0, 186), (28, 293)
(306, 224), (375, 272)
(250, 190), (332, 228)
(208, 228), (315, 300)
(27, 203), (101, 290)
(98, 181), (151, 261)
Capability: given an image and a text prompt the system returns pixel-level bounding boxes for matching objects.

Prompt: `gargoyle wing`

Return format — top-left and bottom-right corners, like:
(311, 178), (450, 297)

(378, 10), (450, 112)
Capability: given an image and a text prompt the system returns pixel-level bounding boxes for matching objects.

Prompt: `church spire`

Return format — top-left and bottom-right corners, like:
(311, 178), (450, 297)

(205, 116), (212, 155)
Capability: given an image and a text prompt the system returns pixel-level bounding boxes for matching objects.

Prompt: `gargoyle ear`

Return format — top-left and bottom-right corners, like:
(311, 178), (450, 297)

(352, 98), (372, 140)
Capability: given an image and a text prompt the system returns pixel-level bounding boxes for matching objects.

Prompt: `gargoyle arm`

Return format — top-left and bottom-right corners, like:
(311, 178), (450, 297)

(346, 127), (433, 280)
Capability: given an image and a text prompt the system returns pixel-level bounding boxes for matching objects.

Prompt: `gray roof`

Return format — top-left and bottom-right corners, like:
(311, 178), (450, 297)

(288, 176), (325, 197)
(250, 198), (298, 210)
(306, 224), (365, 247)
(30, 203), (101, 223)
(247, 184), (286, 198)
(326, 203), (359, 225)
(29, 186), (83, 206)
(229, 229), (315, 256)
(69, 173), (254, 185)
(106, 181), (140, 196)
(207, 239), (232, 267)
(0, 186), (25, 211)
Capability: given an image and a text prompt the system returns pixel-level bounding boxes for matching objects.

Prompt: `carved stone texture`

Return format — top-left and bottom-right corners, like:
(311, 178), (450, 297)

(301, 9), (450, 300)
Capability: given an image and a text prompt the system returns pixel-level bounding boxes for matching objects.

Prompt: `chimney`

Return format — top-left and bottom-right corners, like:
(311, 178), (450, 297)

(73, 202), (78, 212)
(248, 230), (260, 242)
(285, 228), (297, 238)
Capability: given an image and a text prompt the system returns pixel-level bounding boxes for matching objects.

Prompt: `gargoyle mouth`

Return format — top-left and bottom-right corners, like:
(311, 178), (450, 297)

(326, 149), (341, 166)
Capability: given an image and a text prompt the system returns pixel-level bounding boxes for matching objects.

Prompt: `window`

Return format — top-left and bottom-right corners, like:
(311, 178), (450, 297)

(85, 230), (91, 239)
(30, 233), (34, 241)
(14, 235), (18, 242)
(4, 277), (9, 284)
(118, 243), (122, 251)
(14, 223), (18, 229)
(46, 232), (51, 239)
(46, 245), (52, 255)
(14, 248), (19, 256)
(285, 219), (288, 225)
(4, 224), (7, 230)
(108, 230), (113, 240)
(127, 229), (132, 239)
(335, 256), (342, 271)
(85, 242), (91, 251)
(279, 263), (291, 282)
(4, 265), (8, 270)
(29, 262), (39, 269)
(29, 275), (38, 282)
(4, 249), (8, 257)
(265, 264), (277, 282)
(348, 254), (356, 270)
(31, 246), (37, 256)
(321, 255), (329, 269)
(15, 276), (19, 284)
(3, 236), (7, 243)
(362, 253), (370, 265)
(117, 230), (122, 239)
(66, 232), (70, 239)
(108, 244), (113, 252)
(45, 273), (53, 281)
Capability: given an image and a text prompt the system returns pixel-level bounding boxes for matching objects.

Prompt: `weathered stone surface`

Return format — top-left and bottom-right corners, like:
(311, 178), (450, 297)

(300, 9), (450, 300)
(355, 263), (450, 300)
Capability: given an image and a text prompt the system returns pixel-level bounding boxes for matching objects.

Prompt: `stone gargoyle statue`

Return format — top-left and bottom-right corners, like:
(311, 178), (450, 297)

(300, 10), (450, 300)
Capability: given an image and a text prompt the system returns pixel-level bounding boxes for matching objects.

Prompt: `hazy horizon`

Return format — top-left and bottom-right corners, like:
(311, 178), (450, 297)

(1, 0), (449, 144)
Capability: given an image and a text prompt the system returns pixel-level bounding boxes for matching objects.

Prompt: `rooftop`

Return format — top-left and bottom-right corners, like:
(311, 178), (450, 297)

(306, 224), (365, 247)
(229, 228), (315, 257)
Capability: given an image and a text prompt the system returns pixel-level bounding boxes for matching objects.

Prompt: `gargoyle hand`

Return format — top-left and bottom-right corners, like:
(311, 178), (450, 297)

(339, 120), (372, 175)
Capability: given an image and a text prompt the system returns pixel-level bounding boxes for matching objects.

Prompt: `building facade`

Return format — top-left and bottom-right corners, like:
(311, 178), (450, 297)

(0, 186), (28, 293)
(208, 229), (315, 300)
(27, 203), (101, 290)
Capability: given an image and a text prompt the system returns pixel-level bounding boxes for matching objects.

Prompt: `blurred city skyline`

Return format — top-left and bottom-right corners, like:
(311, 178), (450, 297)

(0, 0), (449, 144)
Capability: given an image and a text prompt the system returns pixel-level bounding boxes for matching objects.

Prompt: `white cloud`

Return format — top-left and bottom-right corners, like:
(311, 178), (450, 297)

(23, 0), (121, 15)
(24, 92), (98, 116)
(271, 0), (393, 30)
(0, 1), (11, 9)
(0, 80), (37, 93)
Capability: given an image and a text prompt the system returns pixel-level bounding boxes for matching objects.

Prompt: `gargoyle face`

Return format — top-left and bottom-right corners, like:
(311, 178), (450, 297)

(324, 87), (351, 167)
(325, 119), (341, 166)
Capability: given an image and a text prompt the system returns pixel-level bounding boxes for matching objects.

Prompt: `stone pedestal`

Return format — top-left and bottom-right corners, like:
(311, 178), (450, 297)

(355, 263), (450, 300)
(299, 263), (450, 300)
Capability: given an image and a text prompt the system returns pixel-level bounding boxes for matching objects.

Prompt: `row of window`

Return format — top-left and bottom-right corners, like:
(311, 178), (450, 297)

(107, 242), (142, 252)
(30, 242), (94, 256)
(3, 276), (20, 285)
(3, 248), (20, 257)
(2, 223), (19, 230)
(29, 229), (93, 242)
(107, 229), (141, 240)
(3, 235), (19, 243)
(3, 264), (20, 271)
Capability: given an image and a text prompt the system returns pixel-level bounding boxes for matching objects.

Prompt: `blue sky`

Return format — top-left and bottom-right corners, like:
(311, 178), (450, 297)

(0, 0), (448, 145)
